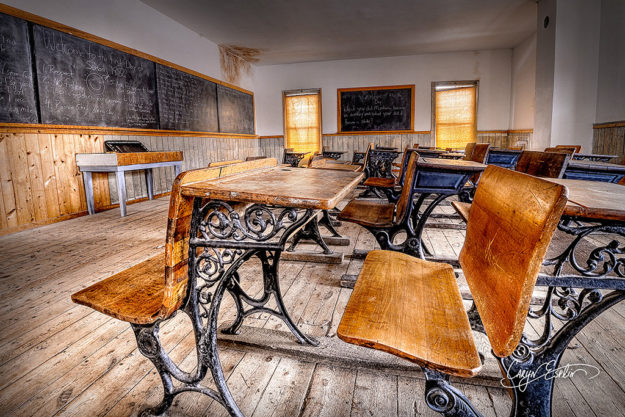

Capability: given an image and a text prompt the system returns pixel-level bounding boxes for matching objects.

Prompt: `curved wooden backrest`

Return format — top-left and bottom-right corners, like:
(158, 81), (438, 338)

(470, 143), (490, 163)
(362, 142), (375, 170)
(393, 152), (419, 225)
(208, 159), (243, 167)
(545, 146), (575, 155)
(160, 158), (278, 318)
(516, 151), (571, 178)
(462, 142), (476, 161)
(398, 147), (419, 186)
(555, 144), (582, 153)
(460, 165), (568, 357)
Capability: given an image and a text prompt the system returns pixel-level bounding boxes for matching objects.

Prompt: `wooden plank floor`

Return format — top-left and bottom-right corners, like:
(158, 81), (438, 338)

(0, 196), (624, 416)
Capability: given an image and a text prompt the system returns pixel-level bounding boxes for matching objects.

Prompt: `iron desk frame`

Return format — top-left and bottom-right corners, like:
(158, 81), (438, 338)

(464, 179), (625, 417)
(132, 168), (362, 417)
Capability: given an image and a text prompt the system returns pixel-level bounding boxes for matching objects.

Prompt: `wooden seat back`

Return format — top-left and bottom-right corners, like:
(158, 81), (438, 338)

(516, 150), (570, 178)
(545, 146), (575, 155)
(393, 152), (419, 225)
(160, 158), (278, 319)
(470, 143), (490, 163)
(460, 165), (568, 356)
(362, 142), (375, 172)
(462, 142), (476, 161)
(208, 159), (243, 167)
(397, 147), (419, 186)
(555, 144), (582, 153)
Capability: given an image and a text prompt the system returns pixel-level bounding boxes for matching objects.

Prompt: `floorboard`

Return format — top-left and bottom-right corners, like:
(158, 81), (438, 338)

(0, 194), (623, 416)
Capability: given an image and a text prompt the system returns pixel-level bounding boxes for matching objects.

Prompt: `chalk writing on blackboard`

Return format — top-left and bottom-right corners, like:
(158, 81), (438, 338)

(339, 86), (413, 132)
(33, 24), (158, 128)
(0, 12), (38, 123)
(156, 64), (218, 132)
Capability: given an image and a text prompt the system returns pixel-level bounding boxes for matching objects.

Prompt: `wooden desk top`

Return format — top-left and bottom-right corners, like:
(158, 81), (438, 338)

(567, 160), (625, 172)
(182, 167), (364, 210)
(76, 151), (183, 167)
(418, 158), (486, 172)
(546, 178), (625, 221)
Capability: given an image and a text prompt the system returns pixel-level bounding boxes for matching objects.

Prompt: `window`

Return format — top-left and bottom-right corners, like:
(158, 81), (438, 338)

(432, 81), (478, 150)
(283, 89), (321, 158)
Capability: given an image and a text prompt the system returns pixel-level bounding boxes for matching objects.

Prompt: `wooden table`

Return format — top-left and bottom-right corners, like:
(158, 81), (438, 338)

(180, 166), (363, 416)
(573, 153), (619, 162)
(440, 152), (465, 159)
(545, 178), (625, 222)
(564, 160), (625, 183)
(76, 151), (183, 216)
(416, 149), (447, 159)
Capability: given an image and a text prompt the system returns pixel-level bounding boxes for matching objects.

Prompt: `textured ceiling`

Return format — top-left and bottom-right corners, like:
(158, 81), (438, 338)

(142, 0), (537, 65)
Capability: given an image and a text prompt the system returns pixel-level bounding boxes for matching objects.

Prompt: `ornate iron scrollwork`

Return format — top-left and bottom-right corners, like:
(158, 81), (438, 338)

(198, 201), (300, 242)
(544, 220), (625, 278)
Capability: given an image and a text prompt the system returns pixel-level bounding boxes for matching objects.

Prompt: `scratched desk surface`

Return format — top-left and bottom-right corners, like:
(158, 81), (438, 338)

(182, 166), (364, 210)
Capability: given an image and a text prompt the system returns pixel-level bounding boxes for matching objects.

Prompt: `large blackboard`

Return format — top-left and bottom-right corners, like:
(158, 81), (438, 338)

(33, 25), (158, 128)
(0, 10), (255, 135)
(217, 85), (254, 134)
(338, 86), (414, 132)
(156, 64), (218, 132)
(0, 12), (38, 123)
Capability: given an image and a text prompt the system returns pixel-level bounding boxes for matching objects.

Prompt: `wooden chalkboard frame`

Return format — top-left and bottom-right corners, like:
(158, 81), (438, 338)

(0, 4), (255, 138)
(337, 85), (415, 134)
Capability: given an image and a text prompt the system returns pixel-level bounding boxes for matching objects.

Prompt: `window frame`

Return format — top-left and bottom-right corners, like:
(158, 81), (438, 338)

(431, 80), (479, 148)
(282, 88), (323, 156)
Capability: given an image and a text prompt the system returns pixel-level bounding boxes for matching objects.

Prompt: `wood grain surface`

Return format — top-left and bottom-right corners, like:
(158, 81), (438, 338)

(182, 167), (364, 210)
(461, 166), (568, 357)
(338, 250), (482, 377)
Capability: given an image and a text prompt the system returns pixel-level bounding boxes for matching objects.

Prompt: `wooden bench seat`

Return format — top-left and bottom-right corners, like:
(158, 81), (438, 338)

(72, 254), (166, 324)
(451, 201), (471, 223)
(338, 200), (395, 227)
(71, 158), (279, 327)
(338, 165), (568, 415)
(338, 250), (482, 377)
(362, 176), (395, 188)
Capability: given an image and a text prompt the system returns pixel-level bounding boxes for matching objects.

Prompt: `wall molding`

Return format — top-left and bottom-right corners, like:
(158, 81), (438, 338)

(594, 121), (625, 129)
(0, 123), (258, 139)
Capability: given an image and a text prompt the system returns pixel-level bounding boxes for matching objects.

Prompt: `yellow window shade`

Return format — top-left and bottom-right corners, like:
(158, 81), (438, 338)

(284, 93), (321, 156)
(435, 86), (477, 150)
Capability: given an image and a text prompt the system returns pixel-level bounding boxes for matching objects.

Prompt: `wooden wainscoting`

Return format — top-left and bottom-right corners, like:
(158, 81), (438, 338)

(0, 132), (110, 235)
(593, 122), (625, 164)
(0, 132), (265, 235)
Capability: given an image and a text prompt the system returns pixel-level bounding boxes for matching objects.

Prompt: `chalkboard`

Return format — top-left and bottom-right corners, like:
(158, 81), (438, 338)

(33, 24), (158, 128)
(217, 85), (254, 134)
(338, 86), (414, 132)
(0, 12), (38, 123)
(156, 64), (218, 132)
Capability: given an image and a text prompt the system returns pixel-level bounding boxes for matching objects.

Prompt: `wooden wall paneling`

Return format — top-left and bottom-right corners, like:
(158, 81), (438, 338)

(74, 134), (89, 211)
(7, 133), (36, 225)
(23, 133), (47, 223)
(0, 134), (18, 229)
(89, 134), (110, 209)
(62, 134), (83, 213)
(36, 133), (61, 219)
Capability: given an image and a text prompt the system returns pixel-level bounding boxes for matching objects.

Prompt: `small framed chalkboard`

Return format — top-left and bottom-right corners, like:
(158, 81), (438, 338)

(338, 85), (414, 133)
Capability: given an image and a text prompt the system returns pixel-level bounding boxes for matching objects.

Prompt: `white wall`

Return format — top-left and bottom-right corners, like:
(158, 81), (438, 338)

(550, 0), (601, 150)
(595, 0), (625, 123)
(3, 0), (254, 91)
(254, 49), (513, 136)
(509, 34), (536, 130)
(533, 0), (557, 150)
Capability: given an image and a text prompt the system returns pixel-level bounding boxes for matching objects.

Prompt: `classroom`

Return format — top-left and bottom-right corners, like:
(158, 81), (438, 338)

(0, 1), (624, 416)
